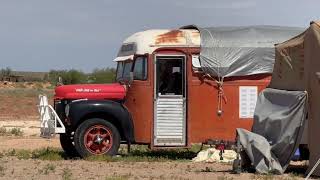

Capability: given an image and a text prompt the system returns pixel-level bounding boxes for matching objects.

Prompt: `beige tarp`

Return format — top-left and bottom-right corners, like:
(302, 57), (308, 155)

(269, 21), (320, 176)
(192, 148), (237, 163)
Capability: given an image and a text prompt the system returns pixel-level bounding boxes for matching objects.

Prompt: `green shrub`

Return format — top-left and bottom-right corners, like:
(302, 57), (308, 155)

(89, 68), (116, 83)
(31, 148), (64, 161)
(48, 68), (116, 85)
(48, 69), (86, 85)
(10, 128), (23, 136)
(0, 127), (6, 135)
(16, 149), (31, 159)
(62, 168), (72, 180)
(39, 163), (56, 175)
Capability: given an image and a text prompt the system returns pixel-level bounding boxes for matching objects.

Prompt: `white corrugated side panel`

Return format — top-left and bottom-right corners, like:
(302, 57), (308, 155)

(155, 96), (185, 146)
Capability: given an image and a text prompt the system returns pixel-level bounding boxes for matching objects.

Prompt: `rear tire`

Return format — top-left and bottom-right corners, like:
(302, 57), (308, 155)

(74, 118), (120, 157)
(59, 133), (79, 157)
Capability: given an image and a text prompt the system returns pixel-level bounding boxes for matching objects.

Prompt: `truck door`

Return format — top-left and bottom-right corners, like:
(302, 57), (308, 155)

(154, 55), (186, 146)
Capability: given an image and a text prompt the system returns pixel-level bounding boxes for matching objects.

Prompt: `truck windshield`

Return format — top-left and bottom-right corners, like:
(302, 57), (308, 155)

(116, 61), (133, 82)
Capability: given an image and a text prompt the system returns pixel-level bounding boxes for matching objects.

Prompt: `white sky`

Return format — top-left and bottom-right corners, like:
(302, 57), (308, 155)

(0, 0), (318, 72)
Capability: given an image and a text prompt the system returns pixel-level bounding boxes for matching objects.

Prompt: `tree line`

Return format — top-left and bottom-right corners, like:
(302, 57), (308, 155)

(0, 67), (116, 84)
(0, 67), (12, 77)
(48, 68), (116, 85)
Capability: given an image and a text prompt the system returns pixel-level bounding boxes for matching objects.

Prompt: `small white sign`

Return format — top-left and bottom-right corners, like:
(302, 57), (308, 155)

(239, 86), (258, 118)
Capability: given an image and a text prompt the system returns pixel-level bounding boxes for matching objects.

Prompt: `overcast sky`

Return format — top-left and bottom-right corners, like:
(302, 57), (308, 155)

(0, 0), (319, 72)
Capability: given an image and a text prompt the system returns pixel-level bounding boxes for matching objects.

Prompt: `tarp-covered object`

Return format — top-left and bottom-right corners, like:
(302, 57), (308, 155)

(237, 88), (307, 174)
(198, 26), (303, 77)
(270, 21), (320, 176)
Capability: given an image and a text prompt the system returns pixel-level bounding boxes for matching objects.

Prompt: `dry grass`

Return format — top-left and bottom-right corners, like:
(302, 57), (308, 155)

(61, 167), (73, 180)
(38, 163), (56, 175)
(0, 87), (54, 120)
(105, 175), (130, 180)
(0, 145), (198, 162)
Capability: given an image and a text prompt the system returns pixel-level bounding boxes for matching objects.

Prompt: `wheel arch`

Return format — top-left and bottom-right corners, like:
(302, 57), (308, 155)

(68, 100), (135, 143)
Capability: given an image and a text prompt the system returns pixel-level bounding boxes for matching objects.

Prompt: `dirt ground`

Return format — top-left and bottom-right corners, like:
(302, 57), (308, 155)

(0, 156), (304, 180)
(0, 86), (309, 180)
(0, 122), (307, 180)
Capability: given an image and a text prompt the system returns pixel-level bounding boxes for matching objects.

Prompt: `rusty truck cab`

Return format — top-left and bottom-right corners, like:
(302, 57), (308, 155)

(114, 29), (271, 149)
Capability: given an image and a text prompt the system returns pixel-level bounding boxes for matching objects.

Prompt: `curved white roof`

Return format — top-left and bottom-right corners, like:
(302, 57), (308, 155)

(114, 29), (200, 61)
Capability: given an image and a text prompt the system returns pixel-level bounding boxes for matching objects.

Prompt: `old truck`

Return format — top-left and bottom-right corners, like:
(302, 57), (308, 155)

(38, 26), (302, 157)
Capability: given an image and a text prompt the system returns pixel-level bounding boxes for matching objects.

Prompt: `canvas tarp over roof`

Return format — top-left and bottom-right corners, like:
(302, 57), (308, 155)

(269, 21), (320, 176)
(197, 26), (303, 78)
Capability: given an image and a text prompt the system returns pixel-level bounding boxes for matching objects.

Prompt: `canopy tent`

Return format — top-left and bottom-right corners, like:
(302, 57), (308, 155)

(269, 21), (320, 176)
(196, 26), (303, 78)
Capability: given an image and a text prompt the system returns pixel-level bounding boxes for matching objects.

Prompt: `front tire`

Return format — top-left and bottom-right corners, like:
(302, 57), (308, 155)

(74, 118), (120, 157)
(59, 133), (79, 157)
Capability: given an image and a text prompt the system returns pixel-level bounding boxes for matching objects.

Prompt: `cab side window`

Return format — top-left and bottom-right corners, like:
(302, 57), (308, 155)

(133, 57), (147, 80)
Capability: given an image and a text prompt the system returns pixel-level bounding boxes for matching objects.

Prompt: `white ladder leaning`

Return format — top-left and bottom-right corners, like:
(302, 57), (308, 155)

(38, 95), (66, 138)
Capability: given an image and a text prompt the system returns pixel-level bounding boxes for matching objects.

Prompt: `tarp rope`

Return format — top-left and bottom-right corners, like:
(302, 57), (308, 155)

(205, 74), (227, 116)
(202, 29), (227, 116)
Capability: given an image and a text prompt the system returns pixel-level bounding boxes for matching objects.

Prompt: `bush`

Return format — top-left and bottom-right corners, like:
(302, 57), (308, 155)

(88, 68), (116, 84)
(48, 68), (116, 85)
(48, 69), (86, 85)
(31, 148), (64, 161)
(0, 127), (6, 135)
(10, 128), (23, 136)
(0, 67), (12, 77)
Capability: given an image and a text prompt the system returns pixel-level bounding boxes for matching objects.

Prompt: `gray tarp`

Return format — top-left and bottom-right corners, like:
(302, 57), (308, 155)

(198, 26), (303, 77)
(237, 88), (307, 174)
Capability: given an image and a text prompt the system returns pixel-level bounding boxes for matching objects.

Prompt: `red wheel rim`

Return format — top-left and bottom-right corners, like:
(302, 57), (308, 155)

(84, 125), (113, 155)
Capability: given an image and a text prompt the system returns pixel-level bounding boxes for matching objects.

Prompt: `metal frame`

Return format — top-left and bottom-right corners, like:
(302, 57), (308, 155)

(153, 54), (187, 146)
(38, 95), (66, 138)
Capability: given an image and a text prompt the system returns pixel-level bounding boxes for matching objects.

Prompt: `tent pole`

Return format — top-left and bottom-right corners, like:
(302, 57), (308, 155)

(305, 157), (320, 180)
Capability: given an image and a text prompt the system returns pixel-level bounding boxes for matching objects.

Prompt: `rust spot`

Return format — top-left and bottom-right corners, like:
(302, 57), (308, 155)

(155, 30), (184, 45)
